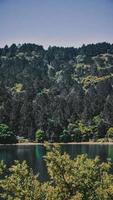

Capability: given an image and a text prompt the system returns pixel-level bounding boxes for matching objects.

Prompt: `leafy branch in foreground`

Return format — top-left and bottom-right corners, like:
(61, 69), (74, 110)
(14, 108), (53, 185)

(0, 144), (113, 199)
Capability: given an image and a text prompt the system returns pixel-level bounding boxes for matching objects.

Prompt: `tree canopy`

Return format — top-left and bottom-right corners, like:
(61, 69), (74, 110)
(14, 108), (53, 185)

(0, 42), (113, 141)
(0, 124), (17, 144)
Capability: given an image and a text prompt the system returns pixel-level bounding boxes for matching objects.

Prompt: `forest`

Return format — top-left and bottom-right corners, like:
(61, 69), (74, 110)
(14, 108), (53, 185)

(0, 42), (113, 143)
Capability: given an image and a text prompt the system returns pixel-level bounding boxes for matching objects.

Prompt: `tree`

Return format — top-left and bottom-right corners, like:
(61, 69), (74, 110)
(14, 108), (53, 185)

(0, 161), (44, 200)
(2, 45), (9, 56)
(59, 129), (71, 143)
(44, 144), (113, 199)
(107, 127), (113, 139)
(9, 43), (17, 56)
(35, 129), (45, 142)
(0, 124), (17, 144)
(67, 121), (92, 142)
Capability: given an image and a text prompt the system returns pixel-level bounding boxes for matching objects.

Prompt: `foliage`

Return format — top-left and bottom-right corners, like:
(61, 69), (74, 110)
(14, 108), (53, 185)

(0, 42), (113, 141)
(78, 122), (92, 141)
(91, 115), (108, 139)
(59, 129), (71, 143)
(107, 127), (113, 139)
(1, 144), (113, 199)
(0, 124), (17, 144)
(44, 144), (113, 200)
(35, 129), (45, 142)
(17, 136), (30, 143)
(0, 161), (44, 200)
(11, 83), (23, 94)
(67, 121), (92, 142)
(82, 75), (112, 89)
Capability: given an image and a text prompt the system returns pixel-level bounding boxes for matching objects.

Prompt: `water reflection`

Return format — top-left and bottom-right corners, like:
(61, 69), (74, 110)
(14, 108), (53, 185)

(108, 145), (113, 161)
(0, 144), (113, 181)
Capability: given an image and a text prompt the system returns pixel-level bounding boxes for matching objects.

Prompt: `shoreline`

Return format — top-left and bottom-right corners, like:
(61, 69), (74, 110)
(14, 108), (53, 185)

(1, 141), (113, 146)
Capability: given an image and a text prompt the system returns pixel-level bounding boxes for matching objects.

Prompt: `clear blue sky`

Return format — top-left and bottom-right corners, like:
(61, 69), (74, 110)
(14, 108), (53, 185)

(0, 0), (113, 48)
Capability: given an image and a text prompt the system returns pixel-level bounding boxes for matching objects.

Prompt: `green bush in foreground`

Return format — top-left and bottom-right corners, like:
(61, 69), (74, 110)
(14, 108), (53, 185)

(0, 144), (113, 200)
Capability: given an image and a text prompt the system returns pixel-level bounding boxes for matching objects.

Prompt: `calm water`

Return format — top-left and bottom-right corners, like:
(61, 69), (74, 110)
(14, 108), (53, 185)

(0, 144), (113, 181)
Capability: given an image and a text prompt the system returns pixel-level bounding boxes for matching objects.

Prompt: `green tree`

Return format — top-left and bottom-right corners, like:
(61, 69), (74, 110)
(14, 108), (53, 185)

(67, 121), (92, 142)
(0, 124), (17, 144)
(44, 144), (113, 200)
(35, 129), (45, 142)
(59, 129), (71, 143)
(0, 161), (44, 200)
(107, 127), (113, 139)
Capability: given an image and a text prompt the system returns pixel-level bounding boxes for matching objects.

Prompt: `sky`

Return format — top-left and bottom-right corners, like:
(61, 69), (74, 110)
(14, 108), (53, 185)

(0, 0), (113, 49)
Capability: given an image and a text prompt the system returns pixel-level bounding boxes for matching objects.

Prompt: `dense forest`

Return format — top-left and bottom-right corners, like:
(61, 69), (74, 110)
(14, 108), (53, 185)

(0, 42), (113, 142)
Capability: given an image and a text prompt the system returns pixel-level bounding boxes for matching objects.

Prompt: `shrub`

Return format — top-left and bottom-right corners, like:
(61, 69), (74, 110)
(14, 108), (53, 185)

(59, 129), (71, 143)
(82, 75), (112, 89)
(107, 127), (113, 139)
(35, 129), (45, 142)
(0, 124), (17, 144)
(0, 161), (43, 200)
(17, 136), (29, 143)
(11, 83), (23, 94)
(67, 121), (92, 142)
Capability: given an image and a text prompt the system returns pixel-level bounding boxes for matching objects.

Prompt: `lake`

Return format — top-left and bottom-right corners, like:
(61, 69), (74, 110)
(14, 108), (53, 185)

(0, 144), (113, 181)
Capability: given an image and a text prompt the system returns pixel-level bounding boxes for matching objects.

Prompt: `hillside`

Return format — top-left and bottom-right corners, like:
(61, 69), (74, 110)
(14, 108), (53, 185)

(0, 42), (113, 142)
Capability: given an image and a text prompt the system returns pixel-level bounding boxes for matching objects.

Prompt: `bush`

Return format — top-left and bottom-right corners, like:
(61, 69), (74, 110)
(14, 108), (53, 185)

(35, 129), (45, 142)
(107, 127), (113, 139)
(59, 130), (71, 143)
(67, 121), (92, 142)
(11, 83), (23, 94)
(17, 136), (29, 143)
(0, 124), (17, 144)
(0, 161), (43, 200)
